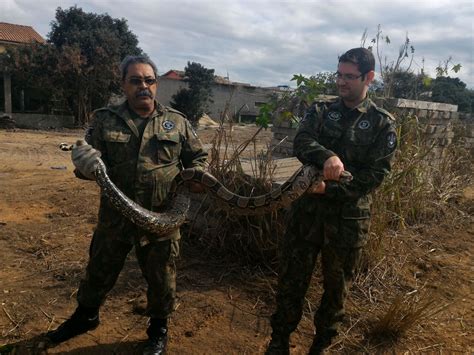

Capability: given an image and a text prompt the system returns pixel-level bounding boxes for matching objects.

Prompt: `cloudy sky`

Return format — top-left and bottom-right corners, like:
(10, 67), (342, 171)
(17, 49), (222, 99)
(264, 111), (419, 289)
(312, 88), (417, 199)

(2, 0), (473, 88)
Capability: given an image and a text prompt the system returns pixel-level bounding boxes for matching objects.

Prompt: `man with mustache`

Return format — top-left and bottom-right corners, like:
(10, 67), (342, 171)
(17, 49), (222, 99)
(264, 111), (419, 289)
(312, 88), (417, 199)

(266, 48), (397, 354)
(46, 55), (207, 355)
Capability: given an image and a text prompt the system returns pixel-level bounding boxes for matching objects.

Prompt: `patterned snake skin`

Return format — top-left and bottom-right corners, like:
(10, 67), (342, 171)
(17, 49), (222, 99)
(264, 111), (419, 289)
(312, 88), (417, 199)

(60, 143), (352, 235)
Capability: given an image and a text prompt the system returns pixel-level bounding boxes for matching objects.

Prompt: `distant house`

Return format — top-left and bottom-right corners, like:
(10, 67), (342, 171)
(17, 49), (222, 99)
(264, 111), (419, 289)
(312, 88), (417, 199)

(158, 69), (279, 122)
(161, 70), (185, 81)
(0, 22), (45, 114)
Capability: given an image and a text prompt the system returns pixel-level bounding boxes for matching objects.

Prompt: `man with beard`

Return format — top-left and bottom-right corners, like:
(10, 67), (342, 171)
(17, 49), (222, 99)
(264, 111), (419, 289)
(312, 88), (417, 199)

(46, 55), (207, 355)
(266, 48), (397, 354)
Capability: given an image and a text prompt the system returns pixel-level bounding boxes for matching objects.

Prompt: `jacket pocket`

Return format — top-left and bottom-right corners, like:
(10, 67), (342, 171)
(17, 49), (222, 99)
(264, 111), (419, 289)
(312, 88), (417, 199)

(103, 130), (131, 143)
(154, 132), (181, 164)
(343, 128), (376, 163)
(103, 130), (132, 164)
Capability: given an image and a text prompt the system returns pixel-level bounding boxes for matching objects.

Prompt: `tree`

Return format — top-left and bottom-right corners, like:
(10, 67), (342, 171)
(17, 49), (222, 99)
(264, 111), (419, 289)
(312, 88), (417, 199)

(171, 62), (214, 126)
(0, 6), (143, 124)
(47, 6), (143, 124)
(256, 72), (338, 130)
(383, 70), (427, 99)
(431, 77), (472, 113)
(0, 43), (58, 113)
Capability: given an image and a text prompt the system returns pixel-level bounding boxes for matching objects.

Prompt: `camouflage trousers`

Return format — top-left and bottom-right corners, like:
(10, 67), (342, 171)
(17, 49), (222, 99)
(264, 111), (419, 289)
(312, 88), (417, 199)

(77, 215), (180, 319)
(270, 196), (369, 337)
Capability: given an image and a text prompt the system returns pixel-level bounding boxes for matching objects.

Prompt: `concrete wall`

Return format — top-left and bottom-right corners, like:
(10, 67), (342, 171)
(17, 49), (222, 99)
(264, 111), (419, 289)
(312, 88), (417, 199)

(271, 97), (472, 162)
(157, 77), (274, 121)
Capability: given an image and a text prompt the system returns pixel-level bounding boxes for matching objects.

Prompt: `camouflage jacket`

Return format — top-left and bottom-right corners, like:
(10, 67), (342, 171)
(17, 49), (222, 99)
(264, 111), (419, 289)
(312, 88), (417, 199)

(86, 101), (207, 211)
(294, 97), (397, 217)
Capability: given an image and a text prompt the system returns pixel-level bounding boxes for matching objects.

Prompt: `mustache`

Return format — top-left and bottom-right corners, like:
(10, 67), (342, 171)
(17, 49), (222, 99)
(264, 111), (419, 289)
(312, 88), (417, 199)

(136, 90), (153, 98)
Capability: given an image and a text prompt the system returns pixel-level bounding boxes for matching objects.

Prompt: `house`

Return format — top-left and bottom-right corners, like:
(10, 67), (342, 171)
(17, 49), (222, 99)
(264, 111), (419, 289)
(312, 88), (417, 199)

(0, 23), (72, 129)
(158, 69), (279, 122)
(161, 70), (185, 81)
(0, 22), (45, 114)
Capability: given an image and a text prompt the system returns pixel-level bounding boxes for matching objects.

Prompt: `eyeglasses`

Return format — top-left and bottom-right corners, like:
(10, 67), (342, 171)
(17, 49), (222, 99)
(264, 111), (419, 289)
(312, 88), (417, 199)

(127, 77), (157, 86)
(335, 71), (364, 81)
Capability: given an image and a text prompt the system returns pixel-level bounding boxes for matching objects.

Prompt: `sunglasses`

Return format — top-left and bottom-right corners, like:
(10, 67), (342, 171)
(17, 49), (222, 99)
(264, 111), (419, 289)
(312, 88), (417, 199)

(127, 77), (157, 86)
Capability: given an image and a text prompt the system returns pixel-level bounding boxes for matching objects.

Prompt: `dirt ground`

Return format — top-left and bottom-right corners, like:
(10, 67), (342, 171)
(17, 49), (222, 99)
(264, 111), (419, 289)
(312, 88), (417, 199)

(0, 127), (472, 354)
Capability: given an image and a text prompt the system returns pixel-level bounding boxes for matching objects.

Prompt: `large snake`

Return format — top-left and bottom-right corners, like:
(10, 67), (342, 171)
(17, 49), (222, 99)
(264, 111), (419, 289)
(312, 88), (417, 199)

(59, 143), (352, 236)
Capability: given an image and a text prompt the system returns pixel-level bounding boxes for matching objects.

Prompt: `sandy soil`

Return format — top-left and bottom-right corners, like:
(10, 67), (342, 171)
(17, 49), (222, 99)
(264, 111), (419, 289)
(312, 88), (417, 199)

(0, 127), (472, 354)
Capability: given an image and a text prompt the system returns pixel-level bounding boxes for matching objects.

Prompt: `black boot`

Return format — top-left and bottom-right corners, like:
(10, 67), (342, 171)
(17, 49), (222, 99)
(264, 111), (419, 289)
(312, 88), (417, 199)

(46, 305), (100, 344)
(143, 318), (168, 355)
(308, 330), (337, 355)
(265, 332), (290, 355)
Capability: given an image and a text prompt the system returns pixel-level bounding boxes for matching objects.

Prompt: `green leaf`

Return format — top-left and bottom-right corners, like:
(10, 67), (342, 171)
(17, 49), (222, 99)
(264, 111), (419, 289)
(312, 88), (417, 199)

(422, 76), (432, 87)
(451, 64), (462, 73)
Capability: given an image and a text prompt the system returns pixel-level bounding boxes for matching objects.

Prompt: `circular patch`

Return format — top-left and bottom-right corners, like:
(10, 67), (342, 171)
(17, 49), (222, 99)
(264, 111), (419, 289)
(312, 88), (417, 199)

(358, 120), (371, 130)
(387, 132), (397, 150)
(162, 120), (175, 131)
(327, 111), (342, 121)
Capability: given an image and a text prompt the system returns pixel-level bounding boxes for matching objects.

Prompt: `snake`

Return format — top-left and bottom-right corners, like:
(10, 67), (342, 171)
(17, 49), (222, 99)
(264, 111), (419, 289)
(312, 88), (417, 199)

(59, 143), (352, 236)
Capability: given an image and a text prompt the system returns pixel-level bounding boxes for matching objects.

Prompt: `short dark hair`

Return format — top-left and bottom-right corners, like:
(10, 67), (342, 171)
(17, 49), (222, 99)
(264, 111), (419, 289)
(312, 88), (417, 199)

(338, 48), (375, 75)
(120, 55), (158, 81)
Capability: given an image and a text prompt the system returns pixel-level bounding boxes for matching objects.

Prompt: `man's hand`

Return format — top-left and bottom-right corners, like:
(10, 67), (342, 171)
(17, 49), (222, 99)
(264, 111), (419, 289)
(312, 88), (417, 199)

(185, 181), (205, 193)
(323, 156), (344, 181)
(307, 181), (326, 195)
(71, 140), (101, 180)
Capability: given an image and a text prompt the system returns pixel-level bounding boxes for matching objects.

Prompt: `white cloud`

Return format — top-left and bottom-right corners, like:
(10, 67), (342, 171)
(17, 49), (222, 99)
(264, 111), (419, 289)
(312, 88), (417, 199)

(0, 0), (472, 88)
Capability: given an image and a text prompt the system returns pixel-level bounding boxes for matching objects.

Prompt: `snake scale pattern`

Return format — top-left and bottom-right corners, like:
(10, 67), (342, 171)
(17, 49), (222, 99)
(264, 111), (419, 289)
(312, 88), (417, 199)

(94, 158), (352, 235)
(60, 142), (352, 235)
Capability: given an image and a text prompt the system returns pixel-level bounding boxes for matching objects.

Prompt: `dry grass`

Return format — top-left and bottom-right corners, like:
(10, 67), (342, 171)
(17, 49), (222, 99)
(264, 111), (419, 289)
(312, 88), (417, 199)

(365, 291), (448, 344)
(186, 107), (472, 352)
(186, 111), (285, 267)
(361, 112), (472, 272)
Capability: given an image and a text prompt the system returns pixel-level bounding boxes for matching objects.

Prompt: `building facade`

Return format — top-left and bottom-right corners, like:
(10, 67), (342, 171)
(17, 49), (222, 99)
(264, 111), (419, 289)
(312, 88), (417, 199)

(0, 22), (45, 114)
(158, 70), (279, 122)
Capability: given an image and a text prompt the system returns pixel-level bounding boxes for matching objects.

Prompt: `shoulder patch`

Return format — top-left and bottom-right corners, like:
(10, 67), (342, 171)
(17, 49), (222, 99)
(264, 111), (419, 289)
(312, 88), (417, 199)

(386, 132), (397, 151)
(162, 120), (175, 131)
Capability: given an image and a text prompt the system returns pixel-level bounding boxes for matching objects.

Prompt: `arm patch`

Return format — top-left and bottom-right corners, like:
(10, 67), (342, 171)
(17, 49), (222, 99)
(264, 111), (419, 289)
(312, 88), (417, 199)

(386, 132), (397, 151)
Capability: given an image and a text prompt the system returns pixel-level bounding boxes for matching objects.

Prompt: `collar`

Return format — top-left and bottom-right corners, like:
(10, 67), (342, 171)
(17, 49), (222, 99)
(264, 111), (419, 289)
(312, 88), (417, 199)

(338, 96), (372, 113)
(107, 100), (162, 138)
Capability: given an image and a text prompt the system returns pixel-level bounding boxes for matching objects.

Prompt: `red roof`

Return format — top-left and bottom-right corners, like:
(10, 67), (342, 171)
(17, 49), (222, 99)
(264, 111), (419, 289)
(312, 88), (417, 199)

(161, 70), (185, 80)
(0, 22), (45, 44)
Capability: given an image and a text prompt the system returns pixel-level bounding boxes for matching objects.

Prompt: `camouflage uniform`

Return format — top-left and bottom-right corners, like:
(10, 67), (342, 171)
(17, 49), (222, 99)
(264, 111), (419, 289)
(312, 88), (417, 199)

(270, 97), (397, 340)
(76, 101), (207, 319)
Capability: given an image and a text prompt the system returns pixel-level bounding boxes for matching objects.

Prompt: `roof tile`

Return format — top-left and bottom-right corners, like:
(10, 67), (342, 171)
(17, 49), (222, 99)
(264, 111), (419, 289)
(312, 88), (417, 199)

(0, 22), (45, 44)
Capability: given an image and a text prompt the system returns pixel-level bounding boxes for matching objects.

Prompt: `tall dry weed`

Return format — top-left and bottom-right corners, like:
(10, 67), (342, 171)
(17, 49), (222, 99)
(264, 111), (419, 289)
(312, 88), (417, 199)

(361, 112), (472, 272)
(365, 291), (448, 343)
(188, 112), (285, 267)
